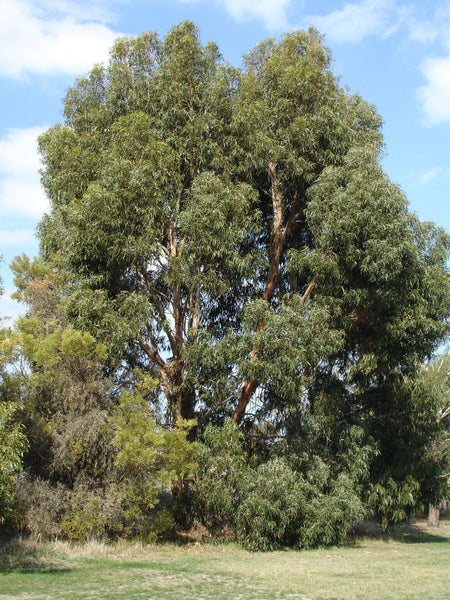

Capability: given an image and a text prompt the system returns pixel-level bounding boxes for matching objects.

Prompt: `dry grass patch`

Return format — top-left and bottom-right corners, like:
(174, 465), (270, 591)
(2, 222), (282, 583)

(1, 519), (449, 600)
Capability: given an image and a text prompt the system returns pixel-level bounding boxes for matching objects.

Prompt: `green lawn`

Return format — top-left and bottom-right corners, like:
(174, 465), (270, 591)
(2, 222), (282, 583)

(1, 520), (449, 600)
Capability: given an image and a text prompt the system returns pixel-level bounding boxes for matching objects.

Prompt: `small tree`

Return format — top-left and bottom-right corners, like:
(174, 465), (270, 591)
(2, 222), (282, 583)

(0, 400), (28, 526)
(419, 352), (450, 525)
(112, 385), (199, 540)
(0, 277), (28, 525)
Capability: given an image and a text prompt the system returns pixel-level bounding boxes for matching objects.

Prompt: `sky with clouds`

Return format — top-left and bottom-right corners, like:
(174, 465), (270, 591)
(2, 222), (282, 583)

(1, 0), (449, 319)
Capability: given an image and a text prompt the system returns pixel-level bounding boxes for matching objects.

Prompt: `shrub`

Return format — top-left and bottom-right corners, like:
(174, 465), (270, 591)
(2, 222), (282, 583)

(60, 494), (107, 543)
(299, 470), (365, 548)
(0, 401), (28, 526)
(193, 420), (251, 533)
(113, 389), (199, 537)
(14, 475), (69, 539)
(193, 422), (371, 550)
(368, 476), (420, 530)
(236, 458), (302, 551)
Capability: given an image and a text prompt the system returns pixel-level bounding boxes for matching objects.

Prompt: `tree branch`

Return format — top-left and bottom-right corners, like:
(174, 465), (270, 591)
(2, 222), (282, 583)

(140, 270), (176, 354)
(233, 163), (303, 424)
(138, 340), (171, 398)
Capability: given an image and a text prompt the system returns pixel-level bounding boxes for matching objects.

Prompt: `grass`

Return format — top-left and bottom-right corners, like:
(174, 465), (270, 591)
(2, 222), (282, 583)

(0, 519), (449, 600)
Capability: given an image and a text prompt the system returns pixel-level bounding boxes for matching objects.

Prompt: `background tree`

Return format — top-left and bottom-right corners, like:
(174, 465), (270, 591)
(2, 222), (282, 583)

(366, 354), (449, 529)
(416, 351), (450, 525)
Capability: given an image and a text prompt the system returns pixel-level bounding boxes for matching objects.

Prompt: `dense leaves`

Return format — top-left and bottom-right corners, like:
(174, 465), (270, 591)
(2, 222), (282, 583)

(194, 421), (371, 550)
(0, 401), (28, 525)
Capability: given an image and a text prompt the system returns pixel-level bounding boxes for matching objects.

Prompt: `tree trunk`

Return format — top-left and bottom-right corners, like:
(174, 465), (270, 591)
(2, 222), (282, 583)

(231, 163), (295, 425)
(427, 503), (440, 527)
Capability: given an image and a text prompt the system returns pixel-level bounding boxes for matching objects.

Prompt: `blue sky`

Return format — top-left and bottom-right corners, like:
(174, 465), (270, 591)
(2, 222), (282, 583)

(1, 0), (449, 320)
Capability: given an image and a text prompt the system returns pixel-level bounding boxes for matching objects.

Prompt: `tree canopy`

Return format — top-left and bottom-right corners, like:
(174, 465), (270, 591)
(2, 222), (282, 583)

(38, 22), (449, 429)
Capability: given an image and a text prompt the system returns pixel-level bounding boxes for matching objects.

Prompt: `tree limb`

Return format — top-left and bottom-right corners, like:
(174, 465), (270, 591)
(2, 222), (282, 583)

(233, 163), (304, 424)
(138, 340), (171, 399)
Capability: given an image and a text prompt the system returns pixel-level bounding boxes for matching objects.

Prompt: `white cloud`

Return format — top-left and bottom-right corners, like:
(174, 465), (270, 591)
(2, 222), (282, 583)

(221, 0), (293, 30)
(0, 229), (37, 248)
(305, 0), (398, 43)
(38, 0), (118, 23)
(178, 0), (294, 30)
(0, 0), (119, 78)
(418, 56), (450, 124)
(0, 127), (49, 218)
(0, 178), (48, 218)
(407, 19), (438, 44)
(418, 166), (441, 185)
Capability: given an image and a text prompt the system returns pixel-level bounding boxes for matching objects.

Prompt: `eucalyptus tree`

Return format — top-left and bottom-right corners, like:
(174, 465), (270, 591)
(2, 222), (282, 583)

(38, 21), (449, 445)
(39, 22), (260, 424)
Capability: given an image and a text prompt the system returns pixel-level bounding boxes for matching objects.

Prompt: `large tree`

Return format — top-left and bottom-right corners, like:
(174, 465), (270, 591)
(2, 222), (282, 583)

(38, 22), (449, 441)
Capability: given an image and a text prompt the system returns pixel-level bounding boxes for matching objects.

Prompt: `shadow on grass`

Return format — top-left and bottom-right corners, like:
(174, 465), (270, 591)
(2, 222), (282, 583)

(0, 537), (72, 575)
(390, 528), (449, 545)
(352, 519), (450, 545)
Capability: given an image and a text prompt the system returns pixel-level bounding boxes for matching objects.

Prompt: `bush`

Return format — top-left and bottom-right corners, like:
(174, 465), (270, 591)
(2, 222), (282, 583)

(236, 458), (302, 551)
(113, 390), (199, 538)
(0, 401), (28, 526)
(14, 475), (69, 539)
(16, 474), (177, 543)
(368, 476), (420, 530)
(194, 420), (251, 534)
(193, 422), (369, 550)
(60, 494), (108, 543)
(299, 470), (365, 548)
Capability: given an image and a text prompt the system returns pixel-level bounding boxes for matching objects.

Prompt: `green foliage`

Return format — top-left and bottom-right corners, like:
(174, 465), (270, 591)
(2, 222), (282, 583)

(113, 387), (199, 484)
(194, 420), (251, 532)
(4, 254), (202, 542)
(363, 367), (448, 517)
(112, 384), (199, 540)
(193, 422), (370, 550)
(57, 478), (177, 544)
(60, 493), (108, 543)
(16, 318), (114, 486)
(298, 466), (366, 548)
(3, 258), (117, 538)
(292, 426), (372, 548)
(417, 351), (450, 504)
(37, 20), (449, 430)
(368, 476), (420, 531)
(236, 458), (302, 551)
(36, 20), (449, 450)
(0, 402), (28, 524)
(0, 295), (29, 526)
(4, 22), (449, 549)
